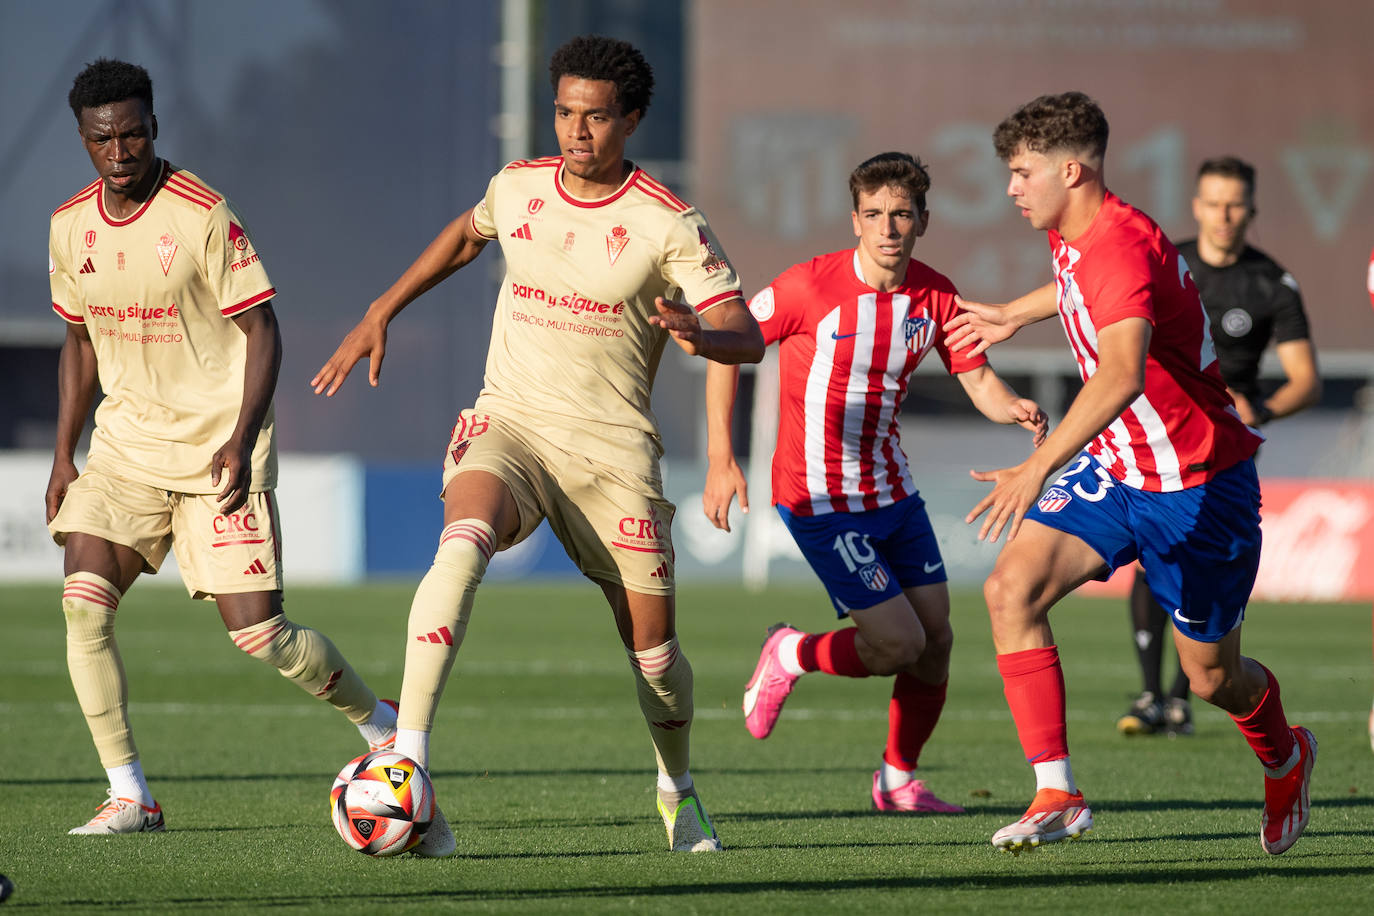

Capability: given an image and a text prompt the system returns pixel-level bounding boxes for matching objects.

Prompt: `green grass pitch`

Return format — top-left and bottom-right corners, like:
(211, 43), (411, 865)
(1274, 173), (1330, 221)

(1, 581), (1371, 913)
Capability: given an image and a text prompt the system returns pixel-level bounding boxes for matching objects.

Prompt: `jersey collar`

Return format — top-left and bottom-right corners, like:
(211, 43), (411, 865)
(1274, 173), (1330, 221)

(554, 160), (639, 208)
(97, 158), (168, 227)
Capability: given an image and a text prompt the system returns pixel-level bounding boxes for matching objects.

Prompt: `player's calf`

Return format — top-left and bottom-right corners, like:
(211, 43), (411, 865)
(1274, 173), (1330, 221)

(228, 612), (376, 722)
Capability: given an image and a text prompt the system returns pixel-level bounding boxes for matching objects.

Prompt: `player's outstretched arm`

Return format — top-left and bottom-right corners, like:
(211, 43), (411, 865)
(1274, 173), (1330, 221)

(312, 210), (489, 396)
(965, 316), (1149, 542)
(212, 303), (283, 516)
(955, 364), (1049, 446)
(703, 361), (749, 532)
(942, 282), (1058, 357)
(649, 297), (764, 364)
(46, 322), (99, 523)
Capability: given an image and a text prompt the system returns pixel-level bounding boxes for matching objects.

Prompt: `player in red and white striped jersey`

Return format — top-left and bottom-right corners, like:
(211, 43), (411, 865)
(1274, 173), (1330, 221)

(705, 153), (1046, 813)
(945, 92), (1314, 855)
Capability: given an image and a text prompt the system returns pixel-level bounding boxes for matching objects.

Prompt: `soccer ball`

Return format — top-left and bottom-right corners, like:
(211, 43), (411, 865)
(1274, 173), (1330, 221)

(330, 750), (435, 856)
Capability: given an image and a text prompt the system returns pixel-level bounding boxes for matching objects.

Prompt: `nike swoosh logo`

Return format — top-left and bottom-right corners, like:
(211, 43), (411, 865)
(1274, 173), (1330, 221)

(830, 331), (859, 340)
(1172, 608), (1206, 625)
(741, 677), (762, 716)
(924, 561), (943, 573)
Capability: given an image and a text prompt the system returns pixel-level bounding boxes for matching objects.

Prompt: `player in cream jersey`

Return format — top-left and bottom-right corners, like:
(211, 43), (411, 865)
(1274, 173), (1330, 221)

(470, 155), (741, 476)
(46, 59), (395, 836)
(315, 36), (763, 855)
(50, 157), (279, 492)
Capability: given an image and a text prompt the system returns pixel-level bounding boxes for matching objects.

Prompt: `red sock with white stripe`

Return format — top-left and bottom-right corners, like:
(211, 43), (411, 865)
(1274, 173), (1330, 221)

(398, 519), (496, 744)
(229, 613), (376, 723)
(797, 628), (870, 677)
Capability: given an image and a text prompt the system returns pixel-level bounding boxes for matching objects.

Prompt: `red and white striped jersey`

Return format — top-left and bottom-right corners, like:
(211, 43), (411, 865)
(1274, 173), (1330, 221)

(1048, 191), (1261, 492)
(748, 249), (985, 516)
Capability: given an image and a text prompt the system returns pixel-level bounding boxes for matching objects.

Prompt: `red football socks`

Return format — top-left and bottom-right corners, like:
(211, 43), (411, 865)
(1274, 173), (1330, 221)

(997, 646), (1069, 764)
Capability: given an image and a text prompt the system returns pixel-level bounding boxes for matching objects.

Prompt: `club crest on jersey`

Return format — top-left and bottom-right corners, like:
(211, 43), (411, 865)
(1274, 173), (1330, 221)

(85, 230), (97, 248)
(1037, 487), (1072, 513)
(156, 234), (178, 276)
(859, 563), (889, 592)
(606, 225), (629, 266)
(527, 198), (545, 215)
(903, 315), (933, 353)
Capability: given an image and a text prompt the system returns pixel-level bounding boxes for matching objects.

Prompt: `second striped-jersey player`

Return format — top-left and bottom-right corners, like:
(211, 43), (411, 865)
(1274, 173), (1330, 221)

(1047, 191), (1262, 492)
(750, 249), (985, 515)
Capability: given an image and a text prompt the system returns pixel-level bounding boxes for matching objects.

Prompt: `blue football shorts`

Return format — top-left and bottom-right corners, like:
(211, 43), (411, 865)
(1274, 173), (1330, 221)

(778, 493), (947, 618)
(1026, 452), (1262, 643)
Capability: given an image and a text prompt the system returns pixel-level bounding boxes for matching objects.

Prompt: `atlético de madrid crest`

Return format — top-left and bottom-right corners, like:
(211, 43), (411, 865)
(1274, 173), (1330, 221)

(903, 315), (933, 353)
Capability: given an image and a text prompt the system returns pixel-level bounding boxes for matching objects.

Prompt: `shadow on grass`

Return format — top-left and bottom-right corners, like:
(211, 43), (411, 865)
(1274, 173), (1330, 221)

(10, 764), (874, 789)
(41, 860), (1374, 910)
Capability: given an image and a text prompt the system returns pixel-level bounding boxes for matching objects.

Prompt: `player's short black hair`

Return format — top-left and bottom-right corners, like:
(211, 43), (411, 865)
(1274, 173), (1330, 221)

(549, 35), (653, 119)
(849, 152), (931, 211)
(1197, 156), (1256, 199)
(68, 58), (153, 121)
(993, 91), (1109, 163)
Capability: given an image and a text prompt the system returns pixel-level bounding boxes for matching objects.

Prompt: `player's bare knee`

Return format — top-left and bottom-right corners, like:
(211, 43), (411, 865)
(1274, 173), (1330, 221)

(922, 624), (954, 665)
(1183, 664), (1227, 705)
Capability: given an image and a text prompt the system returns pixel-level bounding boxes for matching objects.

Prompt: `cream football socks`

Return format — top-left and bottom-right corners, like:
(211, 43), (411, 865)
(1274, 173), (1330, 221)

(628, 637), (695, 785)
(397, 519), (496, 747)
(229, 614), (377, 723)
(62, 572), (138, 769)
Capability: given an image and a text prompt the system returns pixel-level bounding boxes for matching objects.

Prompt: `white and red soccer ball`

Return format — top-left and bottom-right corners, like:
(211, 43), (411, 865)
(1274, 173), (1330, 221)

(330, 750), (435, 856)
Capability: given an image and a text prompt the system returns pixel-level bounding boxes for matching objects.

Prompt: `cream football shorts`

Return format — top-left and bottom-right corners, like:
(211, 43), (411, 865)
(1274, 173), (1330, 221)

(441, 409), (675, 595)
(49, 462), (284, 599)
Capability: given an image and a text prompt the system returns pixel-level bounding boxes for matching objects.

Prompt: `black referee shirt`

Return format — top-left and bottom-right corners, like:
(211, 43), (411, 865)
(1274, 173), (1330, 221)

(1177, 240), (1311, 405)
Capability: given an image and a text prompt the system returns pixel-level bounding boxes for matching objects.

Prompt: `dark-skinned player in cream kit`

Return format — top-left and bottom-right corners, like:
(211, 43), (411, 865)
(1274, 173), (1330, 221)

(313, 35), (763, 856)
(943, 92), (1316, 856)
(47, 59), (396, 836)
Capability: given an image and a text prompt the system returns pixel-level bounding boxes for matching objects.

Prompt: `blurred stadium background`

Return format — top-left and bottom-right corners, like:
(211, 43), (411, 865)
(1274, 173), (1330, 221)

(2, 0), (1371, 600)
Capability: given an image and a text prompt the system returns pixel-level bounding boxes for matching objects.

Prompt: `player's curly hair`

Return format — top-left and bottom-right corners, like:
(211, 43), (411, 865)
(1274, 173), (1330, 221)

(68, 58), (153, 120)
(993, 91), (1108, 163)
(1197, 156), (1256, 199)
(849, 152), (931, 211)
(549, 35), (653, 119)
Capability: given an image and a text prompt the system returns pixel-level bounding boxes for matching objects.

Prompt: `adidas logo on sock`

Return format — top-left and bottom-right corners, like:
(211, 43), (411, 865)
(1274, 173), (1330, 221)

(242, 559), (267, 575)
(649, 561), (670, 579)
(417, 626), (454, 645)
(79, 258), (96, 274)
(313, 668), (343, 697)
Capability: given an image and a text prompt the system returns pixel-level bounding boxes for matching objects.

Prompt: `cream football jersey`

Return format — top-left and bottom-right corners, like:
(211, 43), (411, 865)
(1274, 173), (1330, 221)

(469, 157), (742, 478)
(49, 160), (278, 493)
